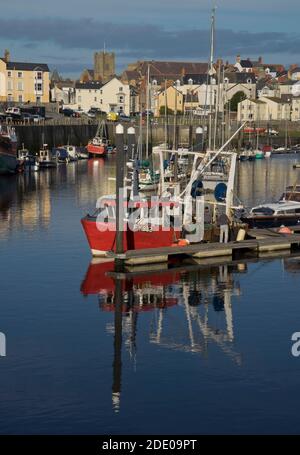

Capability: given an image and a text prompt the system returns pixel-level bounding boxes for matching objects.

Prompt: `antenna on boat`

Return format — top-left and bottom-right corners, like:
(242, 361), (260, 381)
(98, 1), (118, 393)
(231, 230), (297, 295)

(208, 4), (216, 150)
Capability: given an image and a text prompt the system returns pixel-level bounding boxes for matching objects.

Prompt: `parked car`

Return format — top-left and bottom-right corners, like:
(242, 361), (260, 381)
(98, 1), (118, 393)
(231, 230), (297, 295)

(118, 113), (131, 122)
(32, 114), (43, 123)
(21, 113), (33, 123)
(62, 108), (75, 117)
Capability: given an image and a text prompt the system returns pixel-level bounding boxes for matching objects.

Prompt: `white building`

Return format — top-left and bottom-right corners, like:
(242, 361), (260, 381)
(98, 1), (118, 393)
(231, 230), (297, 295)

(75, 81), (103, 111)
(237, 99), (268, 122)
(291, 98), (300, 121)
(238, 97), (291, 122)
(51, 81), (75, 105)
(75, 77), (130, 114)
(100, 77), (130, 115)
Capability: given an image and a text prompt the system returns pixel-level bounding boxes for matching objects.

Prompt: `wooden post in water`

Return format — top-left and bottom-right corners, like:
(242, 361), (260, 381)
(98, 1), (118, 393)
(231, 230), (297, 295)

(127, 126), (136, 160)
(115, 124), (125, 257)
(112, 274), (123, 413)
(128, 127), (139, 197)
(195, 126), (204, 151)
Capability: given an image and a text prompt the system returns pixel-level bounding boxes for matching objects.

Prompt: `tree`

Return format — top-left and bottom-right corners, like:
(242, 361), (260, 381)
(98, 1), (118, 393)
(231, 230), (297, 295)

(159, 106), (174, 116)
(228, 91), (247, 112)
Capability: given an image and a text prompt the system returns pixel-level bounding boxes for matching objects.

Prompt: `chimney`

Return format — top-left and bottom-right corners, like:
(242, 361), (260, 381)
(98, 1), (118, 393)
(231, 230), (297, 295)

(236, 55), (241, 63)
(258, 56), (263, 64)
(4, 49), (10, 63)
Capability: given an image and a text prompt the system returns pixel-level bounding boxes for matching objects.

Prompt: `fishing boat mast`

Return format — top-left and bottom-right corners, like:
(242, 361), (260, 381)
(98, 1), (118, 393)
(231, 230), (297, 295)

(208, 5), (216, 151)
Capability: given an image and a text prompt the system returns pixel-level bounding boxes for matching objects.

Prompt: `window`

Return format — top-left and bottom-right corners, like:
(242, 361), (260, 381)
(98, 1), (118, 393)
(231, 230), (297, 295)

(100, 90), (103, 94)
(89, 90), (91, 93)
(7, 81), (13, 90)
(18, 95), (23, 102)
(7, 71), (12, 77)
(94, 97), (97, 102)
(118, 95), (124, 103)
(95, 90), (97, 93)
(18, 72), (23, 78)
(7, 95), (13, 102)
(37, 72), (42, 79)
(35, 83), (42, 91)
(100, 99), (103, 104)
(119, 87), (123, 92)
(17, 82), (23, 91)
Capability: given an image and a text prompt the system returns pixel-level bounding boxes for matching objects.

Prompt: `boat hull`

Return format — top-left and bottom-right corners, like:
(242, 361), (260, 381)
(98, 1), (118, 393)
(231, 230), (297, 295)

(242, 215), (300, 229)
(0, 153), (18, 174)
(87, 143), (107, 156)
(81, 216), (179, 256)
(0, 134), (18, 174)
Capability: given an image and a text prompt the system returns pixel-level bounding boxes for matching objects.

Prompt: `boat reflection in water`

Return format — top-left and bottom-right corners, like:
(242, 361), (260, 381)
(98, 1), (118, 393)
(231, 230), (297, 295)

(81, 258), (245, 413)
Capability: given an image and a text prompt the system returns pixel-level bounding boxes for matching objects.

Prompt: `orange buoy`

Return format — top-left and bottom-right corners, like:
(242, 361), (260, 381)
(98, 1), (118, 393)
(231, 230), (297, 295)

(278, 226), (293, 235)
(171, 239), (190, 247)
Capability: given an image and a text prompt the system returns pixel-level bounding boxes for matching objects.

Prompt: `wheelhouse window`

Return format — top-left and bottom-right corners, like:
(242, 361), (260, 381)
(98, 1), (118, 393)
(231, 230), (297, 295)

(252, 207), (275, 215)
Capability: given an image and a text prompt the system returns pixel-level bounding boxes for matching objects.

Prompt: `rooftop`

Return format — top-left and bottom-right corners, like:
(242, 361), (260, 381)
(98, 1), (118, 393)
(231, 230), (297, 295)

(75, 81), (103, 89)
(1, 60), (49, 72)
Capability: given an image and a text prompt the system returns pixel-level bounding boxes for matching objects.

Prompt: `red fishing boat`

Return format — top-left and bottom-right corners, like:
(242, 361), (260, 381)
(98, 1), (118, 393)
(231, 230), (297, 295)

(87, 120), (108, 157)
(81, 197), (180, 257)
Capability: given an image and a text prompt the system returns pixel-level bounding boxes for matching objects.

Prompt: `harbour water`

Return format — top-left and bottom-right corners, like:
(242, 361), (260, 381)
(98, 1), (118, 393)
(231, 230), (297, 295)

(1, 156), (300, 434)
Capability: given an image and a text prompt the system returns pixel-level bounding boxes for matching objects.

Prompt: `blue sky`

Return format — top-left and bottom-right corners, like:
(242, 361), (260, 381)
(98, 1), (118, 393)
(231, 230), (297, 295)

(1, 0), (300, 77)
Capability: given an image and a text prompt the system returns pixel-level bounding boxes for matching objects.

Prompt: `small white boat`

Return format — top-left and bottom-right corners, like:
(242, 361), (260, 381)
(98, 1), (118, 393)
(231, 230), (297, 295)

(38, 144), (57, 168)
(64, 145), (78, 161)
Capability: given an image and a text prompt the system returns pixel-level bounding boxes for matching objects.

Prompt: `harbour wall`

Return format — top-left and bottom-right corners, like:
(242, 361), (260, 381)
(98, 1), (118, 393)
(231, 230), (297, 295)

(13, 122), (300, 152)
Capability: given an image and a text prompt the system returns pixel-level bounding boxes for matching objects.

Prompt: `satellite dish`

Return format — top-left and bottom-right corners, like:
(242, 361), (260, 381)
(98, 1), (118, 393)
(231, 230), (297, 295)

(214, 183), (227, 202)
(292, 82), (300, 97)
(191, 180), (203, 198)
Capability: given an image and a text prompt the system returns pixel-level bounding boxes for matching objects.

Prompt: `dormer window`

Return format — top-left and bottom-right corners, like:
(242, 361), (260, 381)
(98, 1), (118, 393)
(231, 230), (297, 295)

(188, 78), (193, 85)
(152, 79), (157, 86)
(224, 77), (229, 84)
(176, 79), (180, 87)
(247, 78), (252, 84)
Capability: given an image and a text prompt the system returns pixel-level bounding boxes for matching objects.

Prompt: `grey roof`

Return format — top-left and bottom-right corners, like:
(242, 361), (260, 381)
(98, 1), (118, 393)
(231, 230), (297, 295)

(224, 72), (256, 84)
(75, 81), (103, 89)
(182, 74), (208, 85)
(3, 60), (49, 71)
(240, 60), (253, 68)
(265, 96), (291, 104)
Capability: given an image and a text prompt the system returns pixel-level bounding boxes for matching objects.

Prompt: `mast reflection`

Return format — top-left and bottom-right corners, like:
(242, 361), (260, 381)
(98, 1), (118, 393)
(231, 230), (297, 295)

(81, 258), (246, 412)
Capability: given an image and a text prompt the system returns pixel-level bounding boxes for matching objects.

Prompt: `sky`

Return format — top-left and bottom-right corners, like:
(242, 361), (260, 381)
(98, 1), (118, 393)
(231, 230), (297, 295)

(1, 0), (300, 77)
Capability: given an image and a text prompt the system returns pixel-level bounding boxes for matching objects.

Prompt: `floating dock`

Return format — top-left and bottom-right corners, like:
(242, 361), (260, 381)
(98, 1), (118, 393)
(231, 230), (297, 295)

(107, 233), (300, 265)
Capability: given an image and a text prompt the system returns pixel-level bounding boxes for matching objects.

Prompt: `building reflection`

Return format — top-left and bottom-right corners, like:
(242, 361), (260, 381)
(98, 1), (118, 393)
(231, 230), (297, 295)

(0, 172), (52, 239)
(81, 258), (245, 412)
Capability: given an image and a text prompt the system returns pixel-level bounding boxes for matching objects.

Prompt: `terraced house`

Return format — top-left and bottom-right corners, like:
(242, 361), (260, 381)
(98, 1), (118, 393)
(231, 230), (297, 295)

(0, 50), (50, 103)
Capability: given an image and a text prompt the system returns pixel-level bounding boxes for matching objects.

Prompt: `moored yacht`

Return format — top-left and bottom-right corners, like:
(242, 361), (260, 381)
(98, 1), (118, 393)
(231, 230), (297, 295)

(241, 200), (300, 228)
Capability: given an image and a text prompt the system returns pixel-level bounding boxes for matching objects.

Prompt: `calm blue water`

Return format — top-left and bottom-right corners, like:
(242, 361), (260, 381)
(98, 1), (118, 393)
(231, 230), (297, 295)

(0, 156), (300, 435)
